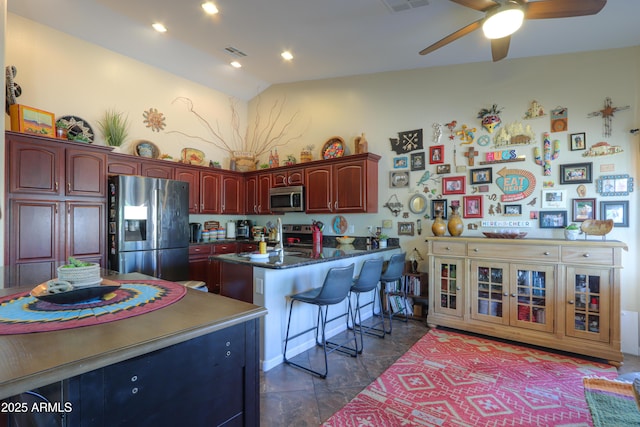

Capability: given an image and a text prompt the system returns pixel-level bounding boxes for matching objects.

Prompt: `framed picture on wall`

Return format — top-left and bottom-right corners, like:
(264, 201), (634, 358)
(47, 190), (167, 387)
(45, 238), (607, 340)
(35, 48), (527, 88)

(431, 199), (447, 220)
(541, 189), (566, 208)
(600, 200), (628, 227)
(560, 162), (592, 184)
(410, 152), (425, 171)
(397, 222), (415, 236)
(470, 167), (492, 185)
(539, 211), (567, 228)
(429, 145), (444, 164)
(389, 171), (409, 188)
(393, 156), (408, 168)
(570, 132), (586, 151)
(463, 195), (482, 218)
(572, 198), (596, 222)
(442, 176), (465, 195)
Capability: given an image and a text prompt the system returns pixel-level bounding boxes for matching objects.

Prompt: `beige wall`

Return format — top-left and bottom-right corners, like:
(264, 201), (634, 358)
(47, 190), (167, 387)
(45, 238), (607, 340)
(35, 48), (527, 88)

(4, 13), (639, 353)
(251, 48), (640, 354)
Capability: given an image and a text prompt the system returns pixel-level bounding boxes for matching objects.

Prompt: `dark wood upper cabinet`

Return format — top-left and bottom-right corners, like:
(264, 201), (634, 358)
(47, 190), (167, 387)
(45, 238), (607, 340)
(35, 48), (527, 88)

(140, 161), (174, 179)
(174, 167), (200, 214)
(271, 167), (304, 187)
(201, 171), (221, 214)
(221, 174), (244, 214)
(305, 166), (333, 213)
(65, 148), (107, 197)
(8, 138), (63, 196)
(107, 154), (141, 176)
(245, 172), (271, 215)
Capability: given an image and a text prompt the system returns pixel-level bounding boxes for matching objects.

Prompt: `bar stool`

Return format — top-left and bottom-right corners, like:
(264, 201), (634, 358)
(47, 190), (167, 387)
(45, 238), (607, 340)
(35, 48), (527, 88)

(348, 257), (385, 354)
(283, 264), (357, 378)
(381, 252), (407, 333)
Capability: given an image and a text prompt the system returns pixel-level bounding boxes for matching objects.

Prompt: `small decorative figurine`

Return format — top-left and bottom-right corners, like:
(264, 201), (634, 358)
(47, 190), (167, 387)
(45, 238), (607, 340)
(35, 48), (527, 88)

(354, 133), (369, 153)
(432, 123), (443, 143)
(523, 100), (546, 119)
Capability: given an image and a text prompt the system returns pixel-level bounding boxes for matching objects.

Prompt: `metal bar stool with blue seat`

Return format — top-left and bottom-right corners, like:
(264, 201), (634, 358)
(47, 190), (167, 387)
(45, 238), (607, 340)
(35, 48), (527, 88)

(381, 252), (407, 333)
(348, 257), (385, 353)
(283, 263), (357, 378)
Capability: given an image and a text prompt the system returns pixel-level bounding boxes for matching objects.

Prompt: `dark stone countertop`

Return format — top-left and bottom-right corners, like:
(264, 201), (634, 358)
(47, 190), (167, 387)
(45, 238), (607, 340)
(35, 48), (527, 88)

(210, 245), (401, 269)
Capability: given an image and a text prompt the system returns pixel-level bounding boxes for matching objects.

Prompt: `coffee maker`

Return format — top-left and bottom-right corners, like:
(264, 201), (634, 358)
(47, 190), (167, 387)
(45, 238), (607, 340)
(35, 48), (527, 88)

(236, 219), (252, 240)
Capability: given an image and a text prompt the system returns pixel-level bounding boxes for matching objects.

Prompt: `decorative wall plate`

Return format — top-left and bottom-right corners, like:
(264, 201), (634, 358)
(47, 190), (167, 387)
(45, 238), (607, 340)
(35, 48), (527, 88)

(133, 140), (160, 158)
(322, 136), (345, 159)
(181, 148), (206, 165)
(57, 115), (94, 143)
(332, 215), (348, 234)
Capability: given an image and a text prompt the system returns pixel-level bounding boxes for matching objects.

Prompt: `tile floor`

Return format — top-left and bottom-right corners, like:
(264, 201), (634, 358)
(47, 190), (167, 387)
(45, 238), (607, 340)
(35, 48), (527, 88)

(259, 318), (640, 426)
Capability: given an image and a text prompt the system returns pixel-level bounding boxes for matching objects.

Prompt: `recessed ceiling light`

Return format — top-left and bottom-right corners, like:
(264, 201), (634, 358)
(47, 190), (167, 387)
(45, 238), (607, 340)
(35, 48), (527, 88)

(230, 61), (242, 68)
(201, 2), (219, 15)
(281, 51), (293, 61)
(152, 23), (167, 33)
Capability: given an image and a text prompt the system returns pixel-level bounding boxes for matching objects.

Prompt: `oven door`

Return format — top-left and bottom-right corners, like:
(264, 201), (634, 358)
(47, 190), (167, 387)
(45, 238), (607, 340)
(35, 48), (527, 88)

(270, 186), (304, 212)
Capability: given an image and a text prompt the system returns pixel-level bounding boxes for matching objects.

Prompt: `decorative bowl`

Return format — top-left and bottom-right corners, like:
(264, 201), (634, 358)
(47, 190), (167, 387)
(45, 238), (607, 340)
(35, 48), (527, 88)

(336, 236), (355, 245)
(482, 231), (527, 239)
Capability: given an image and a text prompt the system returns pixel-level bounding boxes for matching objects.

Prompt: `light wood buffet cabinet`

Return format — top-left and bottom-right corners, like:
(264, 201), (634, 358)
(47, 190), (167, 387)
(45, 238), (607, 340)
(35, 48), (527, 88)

(426, 237), (627, 365)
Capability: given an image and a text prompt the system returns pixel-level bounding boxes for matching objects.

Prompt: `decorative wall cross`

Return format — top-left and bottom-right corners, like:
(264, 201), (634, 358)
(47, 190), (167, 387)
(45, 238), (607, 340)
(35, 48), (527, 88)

(587, 97), (630, 137)
(463, 146), (479, 166)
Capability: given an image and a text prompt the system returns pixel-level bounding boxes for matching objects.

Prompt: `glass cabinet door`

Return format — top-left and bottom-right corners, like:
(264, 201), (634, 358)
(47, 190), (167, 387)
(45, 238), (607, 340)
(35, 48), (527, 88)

(510, 264), (555, 332)
(433, 258), (464, 317)
(566, 267), (610, 343)
(470, 261), (509, 324)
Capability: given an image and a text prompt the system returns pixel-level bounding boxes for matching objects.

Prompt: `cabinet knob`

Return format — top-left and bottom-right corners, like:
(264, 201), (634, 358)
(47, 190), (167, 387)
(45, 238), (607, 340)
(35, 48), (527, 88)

(568, 300), (575, 305)
(504, 292), (509, 296)
(445, 247), (451, 251)
(510, 293), (516, 297)
(473, 248), (479, 252)
(582, 253), (590, 258)
(543, 251), (550, 255)
(456, 286), (461, 291)
(67, 182), (71, 192)
(55, 182), (59, 191)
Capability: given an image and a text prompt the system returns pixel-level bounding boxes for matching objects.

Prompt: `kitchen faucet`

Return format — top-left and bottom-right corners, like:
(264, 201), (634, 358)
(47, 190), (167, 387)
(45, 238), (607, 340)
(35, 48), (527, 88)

(274, 217), (284, 254)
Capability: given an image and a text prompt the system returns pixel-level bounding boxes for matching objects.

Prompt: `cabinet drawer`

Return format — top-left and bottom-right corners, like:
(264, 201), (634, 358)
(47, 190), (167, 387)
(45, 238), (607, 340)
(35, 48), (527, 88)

(213, 243), (237, 254)
(562, 247), (614, 265)
(467, 243), (559, 262)
(189, 244), (212, 256)
(432, 241), (466, 256)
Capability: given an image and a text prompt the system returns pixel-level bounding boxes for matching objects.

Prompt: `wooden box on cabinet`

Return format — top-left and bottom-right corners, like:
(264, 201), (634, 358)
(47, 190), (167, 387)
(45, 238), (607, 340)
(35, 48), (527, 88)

(426, 236), (627, 365)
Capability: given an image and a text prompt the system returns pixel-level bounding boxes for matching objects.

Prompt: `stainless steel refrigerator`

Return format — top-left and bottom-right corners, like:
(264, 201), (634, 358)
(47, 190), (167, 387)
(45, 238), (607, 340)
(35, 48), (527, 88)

(108, 175), (189, 281)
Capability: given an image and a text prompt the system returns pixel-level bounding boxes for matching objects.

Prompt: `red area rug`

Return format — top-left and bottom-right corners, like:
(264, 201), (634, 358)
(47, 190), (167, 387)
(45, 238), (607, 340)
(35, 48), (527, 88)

(324, 329), (618, 427)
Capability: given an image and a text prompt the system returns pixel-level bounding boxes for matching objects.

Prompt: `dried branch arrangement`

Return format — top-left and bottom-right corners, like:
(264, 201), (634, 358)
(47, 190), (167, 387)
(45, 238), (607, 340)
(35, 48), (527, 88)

(170, 96), (304, 160)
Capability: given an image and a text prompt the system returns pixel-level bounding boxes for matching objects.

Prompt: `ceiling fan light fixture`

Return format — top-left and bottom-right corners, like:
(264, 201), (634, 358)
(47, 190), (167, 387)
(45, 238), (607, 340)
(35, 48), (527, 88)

(482, 4), (524, 39)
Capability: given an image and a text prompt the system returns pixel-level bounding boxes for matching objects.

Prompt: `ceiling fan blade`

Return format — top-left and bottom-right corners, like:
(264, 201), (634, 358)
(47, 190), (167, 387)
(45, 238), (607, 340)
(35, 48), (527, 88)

(419, 19), (483, 56)
(491, 36), (510, 62)
(450, 0), (498, 12)
(526, 0), (606, 19)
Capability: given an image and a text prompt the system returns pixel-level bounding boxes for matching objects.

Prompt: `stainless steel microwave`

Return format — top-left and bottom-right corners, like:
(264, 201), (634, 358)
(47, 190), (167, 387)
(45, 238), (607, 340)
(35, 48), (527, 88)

(269, 186), (304, 212)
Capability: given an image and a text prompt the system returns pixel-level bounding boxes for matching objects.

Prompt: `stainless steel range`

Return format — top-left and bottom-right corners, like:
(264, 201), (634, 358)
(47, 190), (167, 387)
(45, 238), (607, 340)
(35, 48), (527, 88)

(282, 224), (315, 247)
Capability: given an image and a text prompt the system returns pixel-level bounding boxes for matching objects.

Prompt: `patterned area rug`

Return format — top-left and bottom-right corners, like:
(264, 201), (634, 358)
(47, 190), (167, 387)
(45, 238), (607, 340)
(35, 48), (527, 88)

(583, 377), (640, 426)
(324, 329), (618, 427)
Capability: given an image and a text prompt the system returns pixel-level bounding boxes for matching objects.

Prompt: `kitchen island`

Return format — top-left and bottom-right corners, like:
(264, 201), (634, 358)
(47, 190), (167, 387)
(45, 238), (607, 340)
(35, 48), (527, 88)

(213, 245), (402, 371)
(0, 271), (266, 426)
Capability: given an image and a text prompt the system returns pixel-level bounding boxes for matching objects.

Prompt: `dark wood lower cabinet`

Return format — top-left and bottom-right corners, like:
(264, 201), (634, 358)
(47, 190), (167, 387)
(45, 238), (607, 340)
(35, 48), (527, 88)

(3, 320), (259, 427)
(219, 262), (253, 303)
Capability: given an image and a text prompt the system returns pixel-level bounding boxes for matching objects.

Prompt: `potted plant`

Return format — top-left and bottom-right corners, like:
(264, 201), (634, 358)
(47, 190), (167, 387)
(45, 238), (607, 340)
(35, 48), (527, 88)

(55, 119), (68, 139)
(378, 233), (389, 248)
(564, 223), (581, 241)
(97, 109), (129, 147)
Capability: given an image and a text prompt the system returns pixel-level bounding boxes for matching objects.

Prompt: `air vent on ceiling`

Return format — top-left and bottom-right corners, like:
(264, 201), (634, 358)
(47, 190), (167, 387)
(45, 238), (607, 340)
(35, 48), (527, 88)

(224, 46), (247, 58)
(380, 0), (429, 13)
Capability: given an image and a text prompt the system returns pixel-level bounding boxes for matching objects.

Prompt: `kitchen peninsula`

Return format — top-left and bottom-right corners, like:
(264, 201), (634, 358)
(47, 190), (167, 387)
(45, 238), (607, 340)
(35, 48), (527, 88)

(213, 245), (401, 371)
(0, 271), (266, 426)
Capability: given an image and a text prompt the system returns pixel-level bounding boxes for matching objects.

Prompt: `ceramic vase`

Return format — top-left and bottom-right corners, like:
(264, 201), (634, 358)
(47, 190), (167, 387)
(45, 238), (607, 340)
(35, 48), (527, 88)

(447, 205), (464, 237)
(431, 210), (446, 236)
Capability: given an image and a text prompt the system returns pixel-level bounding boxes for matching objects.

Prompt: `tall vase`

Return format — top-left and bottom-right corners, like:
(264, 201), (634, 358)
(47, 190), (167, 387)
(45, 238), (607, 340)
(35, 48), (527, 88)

(431, 209), (446, 236)
(447, 205), (464, 237)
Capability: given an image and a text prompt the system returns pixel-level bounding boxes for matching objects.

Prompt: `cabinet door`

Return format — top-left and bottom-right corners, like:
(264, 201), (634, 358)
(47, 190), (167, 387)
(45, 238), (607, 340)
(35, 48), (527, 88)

(9, 199), (61, 264)
(566, 266), (611, 343)
(305, 166), (332, 213)
(510, 264), (555, 333)
(287, 168), (304, 186)
(175, 168), (200, 214)
(65, 148), (107, 197)
(8, 139), (63, 196)
(66, 201), (106, 266)
(433, 257), (464, 317)
(221, 174), (244, 214)
(107, 156), (140, 175)
(245, 175), (259, 214)
(470, 260), (509, 325)
(333, 160), (366, 212)
(271, 170), (288, 187)
(201, 171), (221, 214)
(209, 243), (237, 294)
(140, 161), (174, 179)
(257, 173), (271, 214)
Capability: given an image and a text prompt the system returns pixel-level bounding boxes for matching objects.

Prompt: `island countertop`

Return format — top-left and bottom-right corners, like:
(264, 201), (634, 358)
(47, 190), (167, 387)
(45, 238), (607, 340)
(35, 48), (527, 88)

(0, 272), (267, 400)
(210, 245), (400, 268)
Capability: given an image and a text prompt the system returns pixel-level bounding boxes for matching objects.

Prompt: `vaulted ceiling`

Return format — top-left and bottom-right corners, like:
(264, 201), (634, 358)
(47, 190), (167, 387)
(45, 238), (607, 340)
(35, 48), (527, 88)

(9, 0), (640, 99)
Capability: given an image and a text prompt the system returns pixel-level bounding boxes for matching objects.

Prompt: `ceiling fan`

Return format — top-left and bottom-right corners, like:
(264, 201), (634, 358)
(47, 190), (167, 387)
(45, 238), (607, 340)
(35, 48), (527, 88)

(419, 0), (607, 62)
